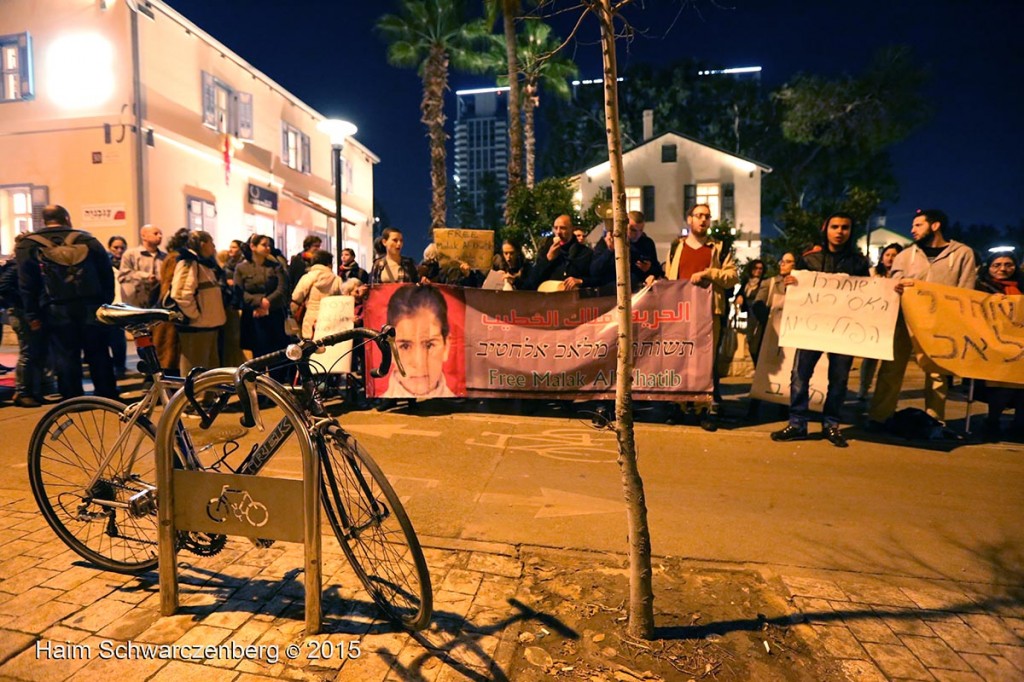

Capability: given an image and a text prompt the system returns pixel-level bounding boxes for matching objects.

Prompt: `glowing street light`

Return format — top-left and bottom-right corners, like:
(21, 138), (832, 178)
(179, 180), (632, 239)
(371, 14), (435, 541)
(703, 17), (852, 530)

(316, 119), (357, 258)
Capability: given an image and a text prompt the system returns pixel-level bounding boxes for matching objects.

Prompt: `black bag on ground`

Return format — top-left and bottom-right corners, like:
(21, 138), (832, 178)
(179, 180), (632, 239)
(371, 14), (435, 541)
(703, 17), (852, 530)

(24, 231), (102, 304)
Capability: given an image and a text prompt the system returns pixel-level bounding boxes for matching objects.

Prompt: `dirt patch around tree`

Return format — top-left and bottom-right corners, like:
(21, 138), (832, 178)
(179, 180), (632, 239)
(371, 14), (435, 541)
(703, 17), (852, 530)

(504, 549), (844, 681)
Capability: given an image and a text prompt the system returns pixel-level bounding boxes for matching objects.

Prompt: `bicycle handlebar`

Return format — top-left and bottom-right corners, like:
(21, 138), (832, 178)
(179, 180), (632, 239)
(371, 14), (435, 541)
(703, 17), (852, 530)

(234, 325), (398, 428)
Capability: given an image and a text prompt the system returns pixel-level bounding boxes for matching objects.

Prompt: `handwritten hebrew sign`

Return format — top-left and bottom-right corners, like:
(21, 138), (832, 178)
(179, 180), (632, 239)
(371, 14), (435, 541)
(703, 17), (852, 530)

(750, 306), (830, 408)
(779, 271), (899, 360)
(901, 281), (1024, 383)
(314, 296), (354, 374)
(434, 228), (495, 271)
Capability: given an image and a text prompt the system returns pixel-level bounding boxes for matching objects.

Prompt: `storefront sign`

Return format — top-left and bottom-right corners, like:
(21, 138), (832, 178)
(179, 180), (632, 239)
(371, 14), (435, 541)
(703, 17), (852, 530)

(80, 204), (127, 227)
(247, 183), (278, 212)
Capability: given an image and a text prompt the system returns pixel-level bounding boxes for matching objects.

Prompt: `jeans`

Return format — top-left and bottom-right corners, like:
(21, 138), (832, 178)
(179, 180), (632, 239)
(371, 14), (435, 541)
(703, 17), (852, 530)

(789, 349), (855, 428)
(12, 311), (48, 400)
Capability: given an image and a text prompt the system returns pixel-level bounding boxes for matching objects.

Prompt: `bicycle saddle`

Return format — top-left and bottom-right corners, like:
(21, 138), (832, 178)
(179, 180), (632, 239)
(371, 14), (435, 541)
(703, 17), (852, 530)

(96, 303), (181, 326)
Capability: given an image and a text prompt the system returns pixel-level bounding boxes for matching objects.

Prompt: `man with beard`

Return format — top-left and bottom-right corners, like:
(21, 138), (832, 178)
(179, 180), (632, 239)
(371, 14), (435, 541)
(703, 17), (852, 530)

(527, 214), (592, 291)
(867, 208), (977, 428)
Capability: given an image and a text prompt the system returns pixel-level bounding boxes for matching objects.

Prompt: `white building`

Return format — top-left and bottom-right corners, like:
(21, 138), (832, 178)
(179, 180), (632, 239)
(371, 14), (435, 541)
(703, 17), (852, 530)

(573, 120), (771, 264)
(0, 0), (377, 265)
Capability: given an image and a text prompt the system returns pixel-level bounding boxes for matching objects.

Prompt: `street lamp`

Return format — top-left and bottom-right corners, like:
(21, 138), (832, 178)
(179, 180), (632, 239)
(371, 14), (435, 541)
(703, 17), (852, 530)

(316, 118), (357, 258)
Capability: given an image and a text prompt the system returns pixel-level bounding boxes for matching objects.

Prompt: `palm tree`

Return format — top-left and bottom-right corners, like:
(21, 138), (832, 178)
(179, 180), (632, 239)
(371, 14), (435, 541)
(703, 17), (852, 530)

(485, 0), (525, 205)
(378, 0), (488, 230)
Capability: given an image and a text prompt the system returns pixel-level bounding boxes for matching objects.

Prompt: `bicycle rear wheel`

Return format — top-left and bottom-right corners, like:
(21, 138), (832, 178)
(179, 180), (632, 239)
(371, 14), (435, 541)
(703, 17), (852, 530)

(319, 426), (432, 630)
(28, 397), (161, 573)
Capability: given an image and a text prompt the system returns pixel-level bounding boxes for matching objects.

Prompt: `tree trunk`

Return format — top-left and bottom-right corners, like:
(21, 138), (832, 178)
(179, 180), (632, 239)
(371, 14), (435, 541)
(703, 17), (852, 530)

(503, 2), (523, 220)
(422, 45), (450, 231)
(523, 81), (537, 188)
(596, 0), (655, 640)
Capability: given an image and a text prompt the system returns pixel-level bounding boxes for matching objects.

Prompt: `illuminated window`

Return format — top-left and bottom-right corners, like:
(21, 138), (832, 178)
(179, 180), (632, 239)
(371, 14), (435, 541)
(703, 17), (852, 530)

(624, 186), (642, 213)
(201, 71), (253, 140)
(1, 186), (37, 254)
(696, 183), (720, 220)
(282, 123), (310, 173)
(186, 196), (217, 233)
(0, 33), (33, 102)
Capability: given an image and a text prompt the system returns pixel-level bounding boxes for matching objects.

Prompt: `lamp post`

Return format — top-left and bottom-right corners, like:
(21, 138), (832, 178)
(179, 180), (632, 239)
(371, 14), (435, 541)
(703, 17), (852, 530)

(316, 119), (357, 257)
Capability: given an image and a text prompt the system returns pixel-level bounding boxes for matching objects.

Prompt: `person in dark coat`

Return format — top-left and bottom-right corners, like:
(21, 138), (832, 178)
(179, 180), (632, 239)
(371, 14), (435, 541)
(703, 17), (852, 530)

(234, 234), (289, 380)
(525, 214), (592, 291)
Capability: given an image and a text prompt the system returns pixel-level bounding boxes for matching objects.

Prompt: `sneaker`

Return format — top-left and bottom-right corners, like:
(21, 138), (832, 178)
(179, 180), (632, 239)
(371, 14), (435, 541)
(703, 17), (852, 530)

(700, 412), (718, 432)
(824, 425), (848, 448)
(771, 424), (808, 442)
(13, 394), (42, 408)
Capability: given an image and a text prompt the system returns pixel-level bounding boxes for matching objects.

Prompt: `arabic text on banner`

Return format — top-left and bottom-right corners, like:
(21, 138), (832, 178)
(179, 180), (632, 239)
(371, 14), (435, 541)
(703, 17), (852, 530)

(362, 281), (714, 400)
(778, 271), (899, 360)
(901, 281), (1024, 383)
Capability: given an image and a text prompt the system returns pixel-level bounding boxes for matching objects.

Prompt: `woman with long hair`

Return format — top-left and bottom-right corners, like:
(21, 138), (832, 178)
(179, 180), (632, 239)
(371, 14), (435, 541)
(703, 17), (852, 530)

(976, 251), (1023, 441)
(171, 231), (227, 376)
(234, 234), (289, 377)
(858, 243), (904, 400)
(291, 250), (342, 339)
(491, 239), (531, 289)
(154, 228), (190, 375)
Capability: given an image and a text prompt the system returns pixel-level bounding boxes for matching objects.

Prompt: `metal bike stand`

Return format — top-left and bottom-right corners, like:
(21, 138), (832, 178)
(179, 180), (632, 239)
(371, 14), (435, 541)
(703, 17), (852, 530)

(155, 369), (322, 634)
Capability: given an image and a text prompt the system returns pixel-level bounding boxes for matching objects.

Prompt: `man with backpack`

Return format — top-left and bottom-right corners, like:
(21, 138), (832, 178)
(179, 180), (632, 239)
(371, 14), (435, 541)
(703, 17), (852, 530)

(15, 205), (118, 401)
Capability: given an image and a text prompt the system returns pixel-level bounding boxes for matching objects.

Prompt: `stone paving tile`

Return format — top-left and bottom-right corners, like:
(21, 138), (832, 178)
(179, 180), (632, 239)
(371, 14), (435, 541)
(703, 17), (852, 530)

(96, 607), (161, 640)
(62, 596), (135, 632)
(811, 624), (868, 659)
(8, 598), (81, 635)
(0, 587), (63, 617)
(39, 624), (91, 644)
(0, 554), (41, 581)
(927, 621), (1000, 655)
(872, 606), (942, 637)
(902, 587), (975, 612)
(465, 553), (521, 579)
(174, 623), (233, 649)
(439, 569), (483, 597)
(233, 673), (279, 682)
(0, 629), (35, 666)
(54, 577), (118, 606)
(0, 566), (61, 595)
(842, 582), (921, 608)
(930, 670), (985, 682)
(39, 565), (104, 592)
(993, 644), (1024, 672)
(781, 575), (848, 601)
(229, 618), (276, 649)
(135, 613), (199, 644)
(0, 634), (102, 682)
(900, 635), (972, 671)
(959, 614), (1024, 646)
(839, 658), (889, 682)
(863, 642), (934, 681)
(148, 659), (239, 681)
(790, 595), (839, 625)
(960, 652), (1021, 681)
(829, 602), (903, 645)
(200, 601), (262, 630)
(469, 577), (518, 611)
(65, 646), (167, 682)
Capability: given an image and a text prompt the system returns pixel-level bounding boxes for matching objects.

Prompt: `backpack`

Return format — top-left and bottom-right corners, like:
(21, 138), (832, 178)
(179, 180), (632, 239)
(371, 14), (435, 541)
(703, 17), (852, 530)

(25, 231), (102, 304)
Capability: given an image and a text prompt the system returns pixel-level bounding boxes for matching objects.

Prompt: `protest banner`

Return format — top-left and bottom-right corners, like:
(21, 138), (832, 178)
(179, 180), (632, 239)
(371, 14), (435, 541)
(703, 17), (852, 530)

(779, 270), (899, 360)
(901, 280), (1024, 383)
(363, 281), (714, 400)
(313, 296), (355, 374)
(434, 228), (495, 271)
(750, 306), (830, 408)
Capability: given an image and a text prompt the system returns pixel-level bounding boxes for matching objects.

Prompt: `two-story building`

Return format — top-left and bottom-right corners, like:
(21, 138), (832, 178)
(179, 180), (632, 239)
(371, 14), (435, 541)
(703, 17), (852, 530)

(573, 113), (771, 264)
(0, 0), (377, 266)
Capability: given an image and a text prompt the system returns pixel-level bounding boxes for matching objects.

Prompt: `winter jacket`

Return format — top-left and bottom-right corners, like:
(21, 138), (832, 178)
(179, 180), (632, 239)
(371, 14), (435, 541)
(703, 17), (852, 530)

(171, 249), (227, 331)
(371, 256), (418, 284)
(796, 244), (871, 277)
(889, 240), (977, 289)
(526, 237), (593, 290)
(234, 257), (288, 312)
(665, 238), (738, 315)
(291, 264), (342, 338)
(118, 246), (166, 307)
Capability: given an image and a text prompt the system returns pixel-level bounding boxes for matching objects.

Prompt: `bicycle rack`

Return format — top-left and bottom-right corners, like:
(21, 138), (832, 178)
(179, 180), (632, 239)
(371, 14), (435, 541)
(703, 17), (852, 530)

(155, 369), (323, 634)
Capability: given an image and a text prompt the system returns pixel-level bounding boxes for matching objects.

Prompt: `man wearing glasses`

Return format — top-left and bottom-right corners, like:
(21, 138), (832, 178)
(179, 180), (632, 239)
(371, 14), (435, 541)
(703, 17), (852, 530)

(867, 208), (977, 430)
(665, 203), (738, 430)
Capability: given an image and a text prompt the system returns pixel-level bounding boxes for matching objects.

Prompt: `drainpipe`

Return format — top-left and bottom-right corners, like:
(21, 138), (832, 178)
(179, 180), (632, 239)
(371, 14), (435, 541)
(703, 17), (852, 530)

(128, 1), (146, 229)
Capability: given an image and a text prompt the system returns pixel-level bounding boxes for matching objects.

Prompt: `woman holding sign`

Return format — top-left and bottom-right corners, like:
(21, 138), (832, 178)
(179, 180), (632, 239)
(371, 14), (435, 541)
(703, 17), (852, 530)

(771, 213), (870, 448)
(976, 252), (1023, 441)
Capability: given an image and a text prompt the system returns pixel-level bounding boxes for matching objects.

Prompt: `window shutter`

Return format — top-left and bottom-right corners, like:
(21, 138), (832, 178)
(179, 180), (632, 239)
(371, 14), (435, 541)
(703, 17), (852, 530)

(683, 184), (696, 218)
(603, 186), (612, 201)
(281, 122), (289, 165)
(236, 91), (253, 140)
(201, 71), (216, 129)
(30, 185), (49, 230)
(641, 185), (655, 222)
(301, 133), (311, 174)
(18, 33), (34, 100)
(661, 144), (676, 163)
(722, 183), (735, 223)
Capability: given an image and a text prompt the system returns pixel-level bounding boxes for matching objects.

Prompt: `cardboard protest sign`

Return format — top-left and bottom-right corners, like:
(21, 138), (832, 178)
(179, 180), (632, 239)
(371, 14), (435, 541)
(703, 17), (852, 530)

(901, 281), (1024, 383)
(434, 228), (495, 271)
(313, 296), (354, 374)
(779, 271), (899, 360)
(750, 305), (830, 408)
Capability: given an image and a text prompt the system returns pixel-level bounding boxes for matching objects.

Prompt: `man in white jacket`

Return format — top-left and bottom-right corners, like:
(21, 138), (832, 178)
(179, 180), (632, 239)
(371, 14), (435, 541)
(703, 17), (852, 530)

(868, 209), (977, 426)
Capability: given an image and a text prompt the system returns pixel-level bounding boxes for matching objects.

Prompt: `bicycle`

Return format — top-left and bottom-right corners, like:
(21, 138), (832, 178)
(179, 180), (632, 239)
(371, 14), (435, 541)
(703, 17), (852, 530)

(28, 304), (433, 631)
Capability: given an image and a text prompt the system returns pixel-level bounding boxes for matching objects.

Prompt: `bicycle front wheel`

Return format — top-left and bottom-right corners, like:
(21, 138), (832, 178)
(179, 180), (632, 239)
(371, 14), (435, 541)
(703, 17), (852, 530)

(319, 426), (432, 630)
(28, 397), (161, 573)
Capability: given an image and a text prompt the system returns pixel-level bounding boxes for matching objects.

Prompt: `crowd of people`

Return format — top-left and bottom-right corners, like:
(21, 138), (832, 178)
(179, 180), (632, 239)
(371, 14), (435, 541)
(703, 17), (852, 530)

(1, 203), (1019, 443)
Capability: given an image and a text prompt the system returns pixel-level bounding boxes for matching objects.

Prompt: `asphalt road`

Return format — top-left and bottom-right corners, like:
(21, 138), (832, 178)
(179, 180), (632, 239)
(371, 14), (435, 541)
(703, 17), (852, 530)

(5, 391), (1020, 596)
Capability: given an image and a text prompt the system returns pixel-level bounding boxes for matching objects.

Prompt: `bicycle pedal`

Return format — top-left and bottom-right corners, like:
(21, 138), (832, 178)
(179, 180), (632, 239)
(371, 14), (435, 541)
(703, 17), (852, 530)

(251, 538), (275, 549)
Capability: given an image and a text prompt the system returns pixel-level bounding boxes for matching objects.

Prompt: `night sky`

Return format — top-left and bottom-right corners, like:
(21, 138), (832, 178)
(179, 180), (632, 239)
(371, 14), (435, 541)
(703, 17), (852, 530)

(164, 0), (1024, 258)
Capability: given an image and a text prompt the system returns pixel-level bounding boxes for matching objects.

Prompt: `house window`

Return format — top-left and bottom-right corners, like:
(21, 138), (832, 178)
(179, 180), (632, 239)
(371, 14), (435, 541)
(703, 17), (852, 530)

(282, 123), (311, 173)
(696, 183), (721, 220)
(0, 33), (33, 102)
(186, 196), (217, 233)
(201, 71), (253, 140)
(661, 144), (677, 163)
(624, 186), (642, 213)
(1, 186), (35, 254)
(331, 156), (353, 192)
